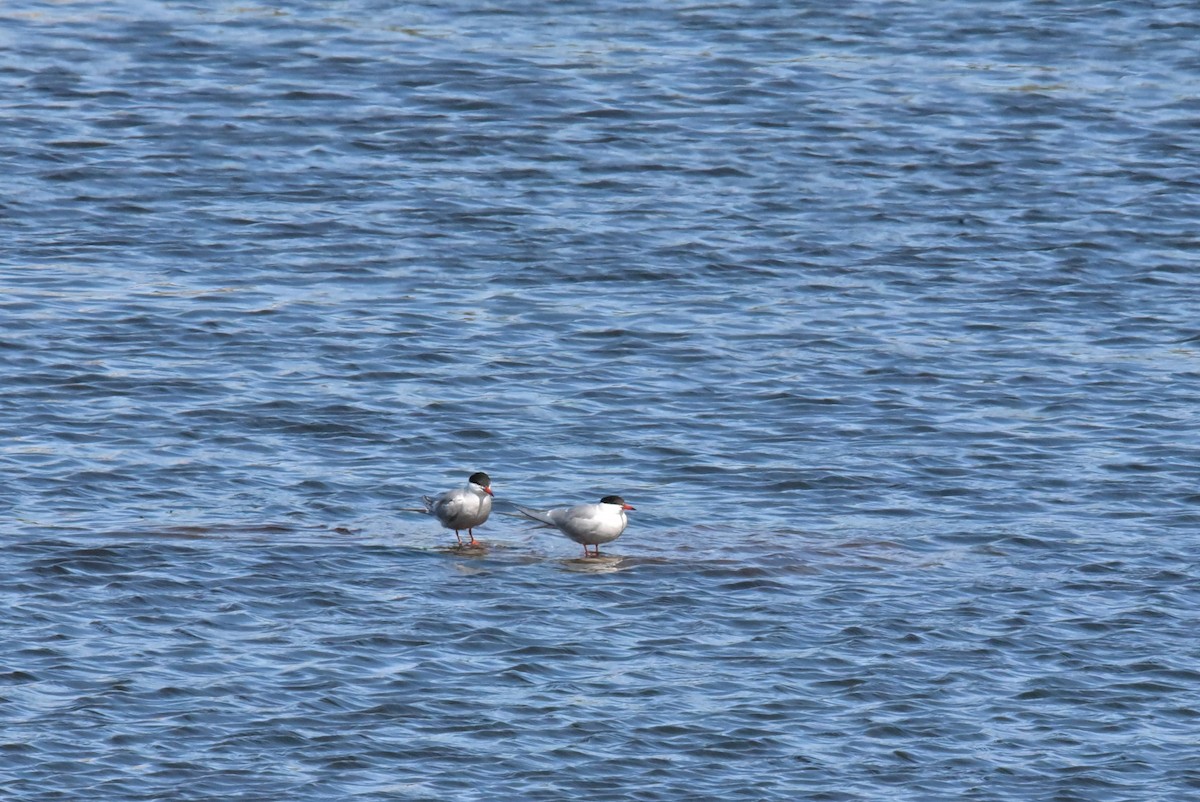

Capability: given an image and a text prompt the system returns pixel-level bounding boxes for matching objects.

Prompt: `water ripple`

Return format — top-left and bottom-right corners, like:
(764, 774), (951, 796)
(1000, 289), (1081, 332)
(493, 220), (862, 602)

(4, 1), (1200, 799)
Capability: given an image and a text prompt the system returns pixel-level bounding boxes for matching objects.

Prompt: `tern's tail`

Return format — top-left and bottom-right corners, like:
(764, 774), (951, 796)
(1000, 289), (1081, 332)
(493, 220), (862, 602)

(515, 505), (556, 528)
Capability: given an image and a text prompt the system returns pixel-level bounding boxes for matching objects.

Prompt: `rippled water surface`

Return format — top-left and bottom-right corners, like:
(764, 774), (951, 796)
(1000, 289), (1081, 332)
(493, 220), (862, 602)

(3, 1), (1200, 799)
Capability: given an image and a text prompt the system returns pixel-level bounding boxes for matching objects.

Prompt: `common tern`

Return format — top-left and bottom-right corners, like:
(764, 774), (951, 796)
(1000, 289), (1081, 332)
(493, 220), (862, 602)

(421, 471), (493, 546)
(516, 495), (635, 558)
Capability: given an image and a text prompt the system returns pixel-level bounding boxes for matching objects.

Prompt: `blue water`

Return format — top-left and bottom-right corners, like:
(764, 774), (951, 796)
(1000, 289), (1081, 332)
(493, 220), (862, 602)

(3, 1), (1200, 799)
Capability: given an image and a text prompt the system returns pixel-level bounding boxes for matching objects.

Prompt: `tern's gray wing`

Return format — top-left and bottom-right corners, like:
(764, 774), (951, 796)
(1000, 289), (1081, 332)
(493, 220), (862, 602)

(558, 504), (607, 538)
(515, 505), (559, 528)
(435, 490), (467, 519)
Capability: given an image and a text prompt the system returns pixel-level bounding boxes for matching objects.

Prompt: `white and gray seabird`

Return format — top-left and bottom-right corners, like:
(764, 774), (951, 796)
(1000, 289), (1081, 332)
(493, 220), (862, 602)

(516, 495), (635, 558)
(422, 471), (494, 546)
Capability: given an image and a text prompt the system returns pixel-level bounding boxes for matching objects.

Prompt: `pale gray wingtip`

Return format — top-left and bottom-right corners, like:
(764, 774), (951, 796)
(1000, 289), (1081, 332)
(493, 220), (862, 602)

(515, 505), (555, 528)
